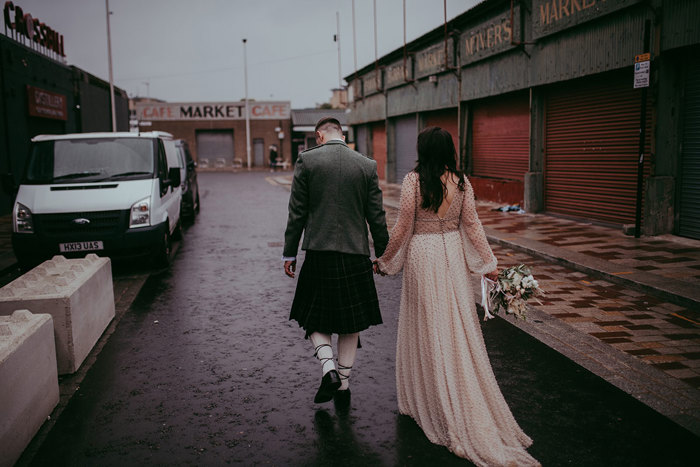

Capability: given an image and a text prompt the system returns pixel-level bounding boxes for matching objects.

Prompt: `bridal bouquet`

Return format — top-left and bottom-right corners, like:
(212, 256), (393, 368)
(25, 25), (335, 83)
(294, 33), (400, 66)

(481, 264), (545, 321)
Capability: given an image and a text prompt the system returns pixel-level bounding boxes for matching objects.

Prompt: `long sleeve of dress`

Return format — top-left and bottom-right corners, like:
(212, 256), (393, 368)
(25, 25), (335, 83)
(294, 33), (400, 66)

(366, 165), (390, 257)
(460, 179), (497, 275)
(376, 172), (417, 275)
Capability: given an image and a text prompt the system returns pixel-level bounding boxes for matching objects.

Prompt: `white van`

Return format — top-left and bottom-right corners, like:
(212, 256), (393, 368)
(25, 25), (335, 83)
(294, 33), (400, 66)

(12, 131), (183, 268)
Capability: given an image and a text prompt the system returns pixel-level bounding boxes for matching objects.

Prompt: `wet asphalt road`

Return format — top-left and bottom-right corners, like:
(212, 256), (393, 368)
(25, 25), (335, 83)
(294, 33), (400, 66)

(27, 172), (696, 466)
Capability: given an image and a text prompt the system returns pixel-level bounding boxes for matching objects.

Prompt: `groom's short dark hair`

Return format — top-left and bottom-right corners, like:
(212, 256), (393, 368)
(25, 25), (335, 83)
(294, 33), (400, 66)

(315, 117), (342, 133)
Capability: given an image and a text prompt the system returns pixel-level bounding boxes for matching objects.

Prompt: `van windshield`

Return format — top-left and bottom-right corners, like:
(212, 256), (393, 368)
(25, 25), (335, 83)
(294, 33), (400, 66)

(26, 138), (155, 184)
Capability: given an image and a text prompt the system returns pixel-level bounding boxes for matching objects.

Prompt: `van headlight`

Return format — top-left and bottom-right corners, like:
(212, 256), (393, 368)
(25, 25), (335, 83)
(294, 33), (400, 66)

(13, 202), (34, 233)
(129, 197), (150, 228)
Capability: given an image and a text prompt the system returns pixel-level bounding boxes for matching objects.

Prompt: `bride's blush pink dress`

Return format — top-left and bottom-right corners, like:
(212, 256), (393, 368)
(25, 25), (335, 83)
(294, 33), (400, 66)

(377, 172), (539, 466)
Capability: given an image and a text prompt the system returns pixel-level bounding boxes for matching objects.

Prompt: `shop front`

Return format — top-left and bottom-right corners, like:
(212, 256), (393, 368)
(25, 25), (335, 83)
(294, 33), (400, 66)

(134, 101), (292, 169)
(678, 58), (700, 239)
(543, 71), (651, 225)
(345, 0), (699, 236)
(469, 92), (528, 204)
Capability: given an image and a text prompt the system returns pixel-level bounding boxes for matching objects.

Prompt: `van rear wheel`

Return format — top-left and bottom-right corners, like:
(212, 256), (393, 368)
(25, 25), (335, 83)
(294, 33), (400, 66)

(153, 230), (172, 267)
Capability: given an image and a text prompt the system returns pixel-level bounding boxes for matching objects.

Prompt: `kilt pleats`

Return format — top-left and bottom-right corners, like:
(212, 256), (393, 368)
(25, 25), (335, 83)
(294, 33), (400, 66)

(290, 250), (383, 335)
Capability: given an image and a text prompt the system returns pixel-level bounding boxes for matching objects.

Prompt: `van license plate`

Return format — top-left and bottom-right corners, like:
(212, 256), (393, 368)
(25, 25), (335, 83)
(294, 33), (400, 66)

(59, 241), (104, 252)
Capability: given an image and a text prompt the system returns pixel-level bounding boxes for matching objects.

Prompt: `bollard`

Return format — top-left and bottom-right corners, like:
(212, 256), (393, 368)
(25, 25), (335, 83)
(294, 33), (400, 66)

(0, 310), (58, 467)
(0, 254), (115, 374)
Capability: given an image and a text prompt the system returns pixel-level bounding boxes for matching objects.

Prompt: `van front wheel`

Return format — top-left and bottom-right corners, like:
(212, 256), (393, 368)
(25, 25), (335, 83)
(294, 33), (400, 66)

(153, 230), (172, 268)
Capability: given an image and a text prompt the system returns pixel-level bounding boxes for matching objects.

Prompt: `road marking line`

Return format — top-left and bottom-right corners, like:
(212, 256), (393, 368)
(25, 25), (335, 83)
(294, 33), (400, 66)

(612, 271), (634, 275)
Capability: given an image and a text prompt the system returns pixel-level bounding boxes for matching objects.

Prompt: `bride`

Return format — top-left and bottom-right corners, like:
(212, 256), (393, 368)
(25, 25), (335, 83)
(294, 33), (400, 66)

(375, 127), (539, 466)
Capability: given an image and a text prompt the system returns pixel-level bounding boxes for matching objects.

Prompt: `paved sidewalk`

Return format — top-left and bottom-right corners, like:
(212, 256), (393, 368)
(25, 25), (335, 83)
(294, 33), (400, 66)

(378, 179), (700, 435)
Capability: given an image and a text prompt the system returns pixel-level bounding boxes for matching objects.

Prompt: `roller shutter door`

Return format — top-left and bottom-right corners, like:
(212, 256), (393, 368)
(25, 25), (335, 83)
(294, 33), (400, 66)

(679, 60), (700, 239)
(254, 138), (264, 167)
(355, 125), (369, 156)
(196, 129), (234, 168)
(544, 73), (651, 225)
(472, 93), (529, 181)
(371, 122), (387, 180)
(423, 108), (459, 153)
(395, 114), (418, 183)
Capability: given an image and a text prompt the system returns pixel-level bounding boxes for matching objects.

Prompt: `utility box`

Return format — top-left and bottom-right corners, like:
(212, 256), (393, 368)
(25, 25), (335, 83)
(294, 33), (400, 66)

(0, 255), (115, 374)
(0, 310), (58, 467)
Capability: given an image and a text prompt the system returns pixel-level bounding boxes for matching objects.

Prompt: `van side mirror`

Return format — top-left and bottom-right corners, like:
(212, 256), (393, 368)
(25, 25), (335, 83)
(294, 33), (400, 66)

(168, 167), (181, 187)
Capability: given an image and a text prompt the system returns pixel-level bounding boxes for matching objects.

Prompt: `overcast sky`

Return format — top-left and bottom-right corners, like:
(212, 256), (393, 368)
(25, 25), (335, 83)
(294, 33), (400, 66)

(7, 0), (480, 108)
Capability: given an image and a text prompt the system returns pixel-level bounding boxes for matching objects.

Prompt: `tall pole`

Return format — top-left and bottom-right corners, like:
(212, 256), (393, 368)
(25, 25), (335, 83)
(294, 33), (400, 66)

(373, 0), (378, 64)
(243, 38), (251, 170)
(352, 0), (358, 75)
(336, 11), (342, 88)
(634, 20), (651, 238)
(105, 0), (116, 132)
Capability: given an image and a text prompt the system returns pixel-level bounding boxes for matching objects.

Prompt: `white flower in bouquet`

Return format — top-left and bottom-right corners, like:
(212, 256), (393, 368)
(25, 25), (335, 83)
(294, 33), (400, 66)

(481, 264), (545, 321)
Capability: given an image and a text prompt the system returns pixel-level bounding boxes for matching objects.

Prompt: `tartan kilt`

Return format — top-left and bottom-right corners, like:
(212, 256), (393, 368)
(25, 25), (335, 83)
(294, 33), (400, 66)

(290, 250), (383, 335)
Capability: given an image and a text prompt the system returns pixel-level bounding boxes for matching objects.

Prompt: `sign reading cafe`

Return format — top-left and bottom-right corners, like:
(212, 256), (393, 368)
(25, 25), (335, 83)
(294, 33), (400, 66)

(137, 101), (291, 121)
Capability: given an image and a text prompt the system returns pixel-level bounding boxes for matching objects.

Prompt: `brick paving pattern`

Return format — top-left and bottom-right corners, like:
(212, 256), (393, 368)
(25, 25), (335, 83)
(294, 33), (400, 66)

(476, 207), (700, 285)
(491, 243), (700, 390)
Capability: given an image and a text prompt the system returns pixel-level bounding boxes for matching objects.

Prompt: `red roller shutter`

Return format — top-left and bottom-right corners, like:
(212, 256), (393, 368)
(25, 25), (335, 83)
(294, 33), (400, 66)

(371, 121), (387, 180)
(472, 92), (529, 181)
(544, 72), (652, 225)
(423, 108), (458, 151)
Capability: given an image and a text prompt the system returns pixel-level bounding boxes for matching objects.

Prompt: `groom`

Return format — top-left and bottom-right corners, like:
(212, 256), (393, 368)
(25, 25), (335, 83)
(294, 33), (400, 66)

(283, 116), (389, 408)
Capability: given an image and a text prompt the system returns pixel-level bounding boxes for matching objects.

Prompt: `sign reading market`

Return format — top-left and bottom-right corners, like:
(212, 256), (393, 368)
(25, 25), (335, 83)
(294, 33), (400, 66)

(533, 0), (641, 39)
(137, 101), (291, 121)
(3, 1), (65, 57)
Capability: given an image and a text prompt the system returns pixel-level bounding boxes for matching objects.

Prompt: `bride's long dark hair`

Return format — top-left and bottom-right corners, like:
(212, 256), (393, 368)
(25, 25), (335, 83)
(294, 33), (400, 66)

(414, 126), (465, 212)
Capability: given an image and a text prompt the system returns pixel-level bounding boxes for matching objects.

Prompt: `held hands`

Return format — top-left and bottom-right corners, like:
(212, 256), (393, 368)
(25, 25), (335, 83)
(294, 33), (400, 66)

(485, 269), (499, 282)
(284, 260), (297, 278)
(373, 259), (386, 276)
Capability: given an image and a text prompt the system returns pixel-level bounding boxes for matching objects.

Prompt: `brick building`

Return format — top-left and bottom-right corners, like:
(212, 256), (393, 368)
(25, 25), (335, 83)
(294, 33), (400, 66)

(132, 100), (292, 170)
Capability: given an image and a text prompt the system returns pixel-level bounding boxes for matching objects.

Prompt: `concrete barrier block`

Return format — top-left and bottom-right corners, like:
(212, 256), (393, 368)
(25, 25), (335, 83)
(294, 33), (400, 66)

(0, 310), (58, 467)
(0, 254), (115, 374)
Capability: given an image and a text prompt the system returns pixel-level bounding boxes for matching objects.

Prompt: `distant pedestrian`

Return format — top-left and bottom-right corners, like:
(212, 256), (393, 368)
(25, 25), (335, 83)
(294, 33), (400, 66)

(269, 145), (278, 172)
(375, 127), (539, 465)
(283, 117), (389, 410)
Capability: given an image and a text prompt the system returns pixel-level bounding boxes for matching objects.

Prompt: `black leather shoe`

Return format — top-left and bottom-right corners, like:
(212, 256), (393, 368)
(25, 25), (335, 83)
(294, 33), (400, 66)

(314, 370), (341, 403)
(333, 389), (351, 412)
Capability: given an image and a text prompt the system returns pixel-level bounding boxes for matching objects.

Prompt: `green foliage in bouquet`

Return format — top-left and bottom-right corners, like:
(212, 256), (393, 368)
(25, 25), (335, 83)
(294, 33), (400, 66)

(489, 264), (545, 320)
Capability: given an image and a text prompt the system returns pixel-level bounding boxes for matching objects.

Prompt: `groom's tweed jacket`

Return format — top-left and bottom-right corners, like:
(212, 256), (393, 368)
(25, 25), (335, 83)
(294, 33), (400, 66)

(283, 140), (389, 259)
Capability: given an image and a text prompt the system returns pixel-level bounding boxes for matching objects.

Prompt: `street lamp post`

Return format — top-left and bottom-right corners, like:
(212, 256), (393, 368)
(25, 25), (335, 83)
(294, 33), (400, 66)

(275, 123), (284, 167)
(243, 38), (252, 170)
(105, 0), (116, 132)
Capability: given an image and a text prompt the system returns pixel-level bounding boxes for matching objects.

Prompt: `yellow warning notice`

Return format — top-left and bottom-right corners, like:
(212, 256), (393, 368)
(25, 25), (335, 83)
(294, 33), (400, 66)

(635, 53), (651, 63)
